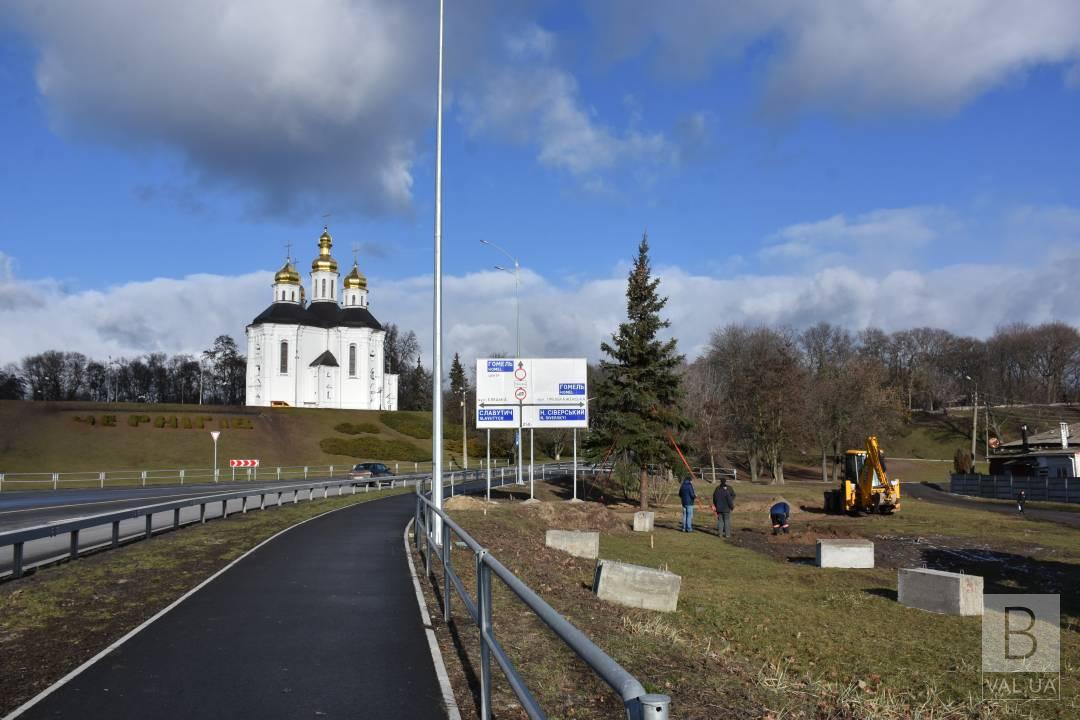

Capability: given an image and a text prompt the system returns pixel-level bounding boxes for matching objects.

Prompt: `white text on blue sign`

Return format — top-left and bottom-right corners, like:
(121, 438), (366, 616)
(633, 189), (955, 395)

(539, 408), (586, 421)
(558, 383), (586, 395)
(479, 408), (515, 422)
(487, 360), (514, 373)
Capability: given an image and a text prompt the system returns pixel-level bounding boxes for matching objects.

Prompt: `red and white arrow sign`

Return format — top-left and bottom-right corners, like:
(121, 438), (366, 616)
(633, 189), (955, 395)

(229, 459), (260, 468)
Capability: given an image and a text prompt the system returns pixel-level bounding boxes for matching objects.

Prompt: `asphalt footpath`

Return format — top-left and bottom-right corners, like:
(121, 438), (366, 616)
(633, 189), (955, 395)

(16, 492), (449, 720)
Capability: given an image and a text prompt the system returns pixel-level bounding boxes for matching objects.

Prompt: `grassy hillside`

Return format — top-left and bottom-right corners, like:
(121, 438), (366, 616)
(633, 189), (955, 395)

(0, 401), (478, 473)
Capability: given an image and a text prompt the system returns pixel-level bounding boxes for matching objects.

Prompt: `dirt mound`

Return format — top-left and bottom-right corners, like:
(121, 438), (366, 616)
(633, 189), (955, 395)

(443, 495), (495, 511)
(736, 497), (801, 514)
(518, 500), (629, 533)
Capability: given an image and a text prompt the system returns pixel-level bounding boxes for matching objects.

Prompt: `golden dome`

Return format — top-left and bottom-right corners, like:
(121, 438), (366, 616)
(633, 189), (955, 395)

(311, 227), (339, 273)
(343, 262), (367, 290)
(274, 259), (300, 285)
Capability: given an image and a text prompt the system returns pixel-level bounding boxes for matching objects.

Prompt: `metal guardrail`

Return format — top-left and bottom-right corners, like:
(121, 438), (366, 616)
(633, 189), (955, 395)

(0, 474), (434, 579)
(414, 470), (671, 720)
(0, 458), (523, 491)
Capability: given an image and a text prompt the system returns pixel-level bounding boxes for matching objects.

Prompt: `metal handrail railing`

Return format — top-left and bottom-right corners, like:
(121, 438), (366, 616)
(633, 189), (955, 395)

(0, 474), (432, 579)
(414, 471), (671, 720)
(0, 458), (528, 491)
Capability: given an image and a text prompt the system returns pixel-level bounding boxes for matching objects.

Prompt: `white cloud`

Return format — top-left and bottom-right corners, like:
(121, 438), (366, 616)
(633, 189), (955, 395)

(5, 240), (1080, 369)
(761, 206), (955, 269)
(459, 27), (674, 181)
(588, 1), (1080, 115)
(5, 0), (443, 217)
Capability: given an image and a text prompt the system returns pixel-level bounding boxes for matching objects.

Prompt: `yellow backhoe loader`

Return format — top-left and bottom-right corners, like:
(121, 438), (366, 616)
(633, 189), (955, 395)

(823, 436), (901, 514)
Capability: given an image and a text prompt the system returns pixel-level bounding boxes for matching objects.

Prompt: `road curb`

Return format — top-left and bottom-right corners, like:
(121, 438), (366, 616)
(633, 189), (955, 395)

(404, 518), (462, 720)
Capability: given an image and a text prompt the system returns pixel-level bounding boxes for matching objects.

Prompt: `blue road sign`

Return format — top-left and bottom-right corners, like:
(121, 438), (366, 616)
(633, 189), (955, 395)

(478, 408), (515, 422)
(486, 360), (514, 373)
(539, 408), (586, 422)
(558, 383), (586, 395)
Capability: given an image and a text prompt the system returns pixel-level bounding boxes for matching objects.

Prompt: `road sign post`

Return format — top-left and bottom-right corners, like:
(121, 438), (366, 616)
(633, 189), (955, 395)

(210, 431), (221, 483)
(476, 358), (589, 499)
(486, 428), (491, 500)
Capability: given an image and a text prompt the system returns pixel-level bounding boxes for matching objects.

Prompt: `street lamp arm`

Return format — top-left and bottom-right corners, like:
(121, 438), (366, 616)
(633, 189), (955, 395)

(480, 239), (518, 269)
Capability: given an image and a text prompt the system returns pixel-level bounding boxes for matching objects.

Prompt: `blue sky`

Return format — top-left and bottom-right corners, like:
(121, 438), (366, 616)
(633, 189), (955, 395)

(2, 2), (1080, 364)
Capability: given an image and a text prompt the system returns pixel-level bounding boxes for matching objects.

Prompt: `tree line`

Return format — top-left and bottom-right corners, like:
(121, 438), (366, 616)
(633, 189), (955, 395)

(1, 324), (435, 410)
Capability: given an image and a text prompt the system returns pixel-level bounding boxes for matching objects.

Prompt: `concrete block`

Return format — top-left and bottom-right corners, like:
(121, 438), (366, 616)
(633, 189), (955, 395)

(816, 539), (875, 568)
(545, 530), (600, 559)
(592, 559), (681, 613)
(898, 568), (983, 616)
(633, 511), (655, 532)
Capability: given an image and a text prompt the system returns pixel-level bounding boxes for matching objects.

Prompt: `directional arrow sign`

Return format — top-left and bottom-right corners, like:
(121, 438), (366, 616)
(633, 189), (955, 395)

(477, 357), (589, 429)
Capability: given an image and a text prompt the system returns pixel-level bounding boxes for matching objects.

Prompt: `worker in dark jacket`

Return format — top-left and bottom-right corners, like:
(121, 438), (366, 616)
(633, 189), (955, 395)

(711, 478), (736, 538)
(1016, 490), (1026, 515)
(678, 477), (697, 532)
(769, 500), (790, 535)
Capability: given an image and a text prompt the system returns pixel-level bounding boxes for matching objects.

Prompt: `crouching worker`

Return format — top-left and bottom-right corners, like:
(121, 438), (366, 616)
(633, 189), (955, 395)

(769, 500), (790, 536)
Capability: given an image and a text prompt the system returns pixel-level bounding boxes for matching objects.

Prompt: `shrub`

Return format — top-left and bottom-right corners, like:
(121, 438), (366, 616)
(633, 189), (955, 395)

(380, 412), (432, 439)
(320, 436), (431, 462)
(334, 421), (381, 435)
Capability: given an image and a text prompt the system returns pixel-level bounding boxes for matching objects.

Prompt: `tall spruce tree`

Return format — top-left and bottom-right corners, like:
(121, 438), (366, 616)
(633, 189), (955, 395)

(590, 234), (688, 509)
(448, 352), (468, 400)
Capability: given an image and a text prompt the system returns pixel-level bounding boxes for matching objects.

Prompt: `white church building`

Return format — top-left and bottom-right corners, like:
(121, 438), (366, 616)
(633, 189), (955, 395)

(245, 228), (398, 410)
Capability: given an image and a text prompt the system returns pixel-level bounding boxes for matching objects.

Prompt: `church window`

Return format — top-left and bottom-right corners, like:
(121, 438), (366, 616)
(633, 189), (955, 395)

(349, 344), (357, 376)
(321, 279), (326, 298)
(291, 290), (295, 301)
(280, 341), (289, 374)
(331, 284), (334, 299)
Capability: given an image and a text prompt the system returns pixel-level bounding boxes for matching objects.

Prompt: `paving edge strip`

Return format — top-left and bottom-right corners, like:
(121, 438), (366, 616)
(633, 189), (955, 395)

(2, 502), (361, 720)
(404, 519), (463, 720)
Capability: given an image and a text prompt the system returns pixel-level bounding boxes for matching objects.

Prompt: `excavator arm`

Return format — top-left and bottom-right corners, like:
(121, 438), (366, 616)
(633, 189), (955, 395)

(860, 436), (900, 512)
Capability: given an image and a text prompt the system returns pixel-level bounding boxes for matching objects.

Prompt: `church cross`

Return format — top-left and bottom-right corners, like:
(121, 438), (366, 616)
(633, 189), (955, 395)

(352, 242), (361, 265)
(284, 240), (293, 262)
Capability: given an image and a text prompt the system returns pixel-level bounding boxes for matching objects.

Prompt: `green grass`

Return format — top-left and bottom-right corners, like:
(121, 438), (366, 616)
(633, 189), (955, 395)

(0, 401), (481, 475)
(440, 481), (1080, 719)
(333, 421), (381, 435)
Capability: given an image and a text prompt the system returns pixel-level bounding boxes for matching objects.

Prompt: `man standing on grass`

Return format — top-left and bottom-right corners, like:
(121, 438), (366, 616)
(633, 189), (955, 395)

(712, 477), (736, 538)
(678, 476), (697, 532)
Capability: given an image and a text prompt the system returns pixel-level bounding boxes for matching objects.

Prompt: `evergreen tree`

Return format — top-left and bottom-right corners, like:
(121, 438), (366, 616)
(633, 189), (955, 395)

(589, 234), (688, 509)
(448, 352), (468, 400)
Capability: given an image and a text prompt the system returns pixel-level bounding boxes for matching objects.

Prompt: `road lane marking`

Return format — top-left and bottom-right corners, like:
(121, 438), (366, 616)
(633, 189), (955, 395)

(2, 502), (359, 720)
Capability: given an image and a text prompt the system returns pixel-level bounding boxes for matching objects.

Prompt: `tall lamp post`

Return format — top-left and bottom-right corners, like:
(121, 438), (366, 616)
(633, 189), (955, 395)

(430, 0), (446, 541)
(479, 240), (521, 359)
(964, 375), (978, 462)
(461, 396), (468, 470)
(480, 239), (524, 485)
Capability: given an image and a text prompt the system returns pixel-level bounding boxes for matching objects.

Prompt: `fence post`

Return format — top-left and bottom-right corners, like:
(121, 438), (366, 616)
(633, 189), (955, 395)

(277, 467), (281, 481)
(0, 473), (3, 493)
(141, 471), (147, 488)
(13, 543), (23, 579)
(53, 472), (59, 490)
(304, 466), (308, 480)
(442, 521), (452, 623)
(477, 554), (492, 720)
(180, 469), (185, 485)
(330, 465), (334, 477)
(174, 508), (181, 529)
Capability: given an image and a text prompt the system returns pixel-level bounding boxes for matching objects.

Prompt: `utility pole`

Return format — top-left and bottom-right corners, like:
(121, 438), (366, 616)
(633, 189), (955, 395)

(430, 0), (445, 540)
(971, 387), (978, 461)
(461, 396), (468, 470)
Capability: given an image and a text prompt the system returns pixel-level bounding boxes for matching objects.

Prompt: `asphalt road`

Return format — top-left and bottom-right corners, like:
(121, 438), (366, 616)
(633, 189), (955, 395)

(906, 482), (1080, 529)
(14, 491), (449, 720)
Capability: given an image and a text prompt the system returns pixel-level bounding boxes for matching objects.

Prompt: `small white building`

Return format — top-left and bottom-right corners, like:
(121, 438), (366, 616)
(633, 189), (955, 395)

(245, 228), (398, 410)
